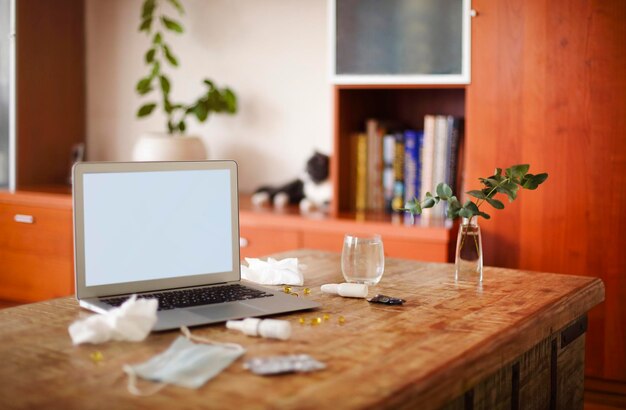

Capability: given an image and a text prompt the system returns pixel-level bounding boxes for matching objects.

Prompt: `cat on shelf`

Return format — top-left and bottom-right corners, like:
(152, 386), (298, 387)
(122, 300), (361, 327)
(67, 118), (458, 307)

(251, 152), (331, 213)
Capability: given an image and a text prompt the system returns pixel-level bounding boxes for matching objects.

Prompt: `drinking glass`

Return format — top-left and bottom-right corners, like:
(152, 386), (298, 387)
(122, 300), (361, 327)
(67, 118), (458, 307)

(341, 234), (385, 285)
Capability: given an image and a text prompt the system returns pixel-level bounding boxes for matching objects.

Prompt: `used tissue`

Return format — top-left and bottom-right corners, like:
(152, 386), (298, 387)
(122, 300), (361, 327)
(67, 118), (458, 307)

(69, 295), (158, 345)
(241, 257), (304, 286)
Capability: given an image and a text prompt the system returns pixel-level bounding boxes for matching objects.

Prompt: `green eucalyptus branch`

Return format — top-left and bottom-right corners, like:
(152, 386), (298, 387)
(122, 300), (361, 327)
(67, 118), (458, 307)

(135, 0), (237, 135)
(400, 164), (548, 224)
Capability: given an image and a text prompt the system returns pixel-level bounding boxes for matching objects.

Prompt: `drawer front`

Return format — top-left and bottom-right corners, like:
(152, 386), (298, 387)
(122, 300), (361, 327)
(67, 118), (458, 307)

(0, 203), (74, 301)
(239, 226), (300, 259)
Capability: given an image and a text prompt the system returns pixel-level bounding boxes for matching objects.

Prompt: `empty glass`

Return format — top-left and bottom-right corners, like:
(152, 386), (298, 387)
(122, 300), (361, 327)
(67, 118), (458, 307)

(341, 234), (385, 285)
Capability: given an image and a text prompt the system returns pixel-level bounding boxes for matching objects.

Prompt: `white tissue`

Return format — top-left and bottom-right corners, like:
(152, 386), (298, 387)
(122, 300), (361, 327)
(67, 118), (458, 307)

(241, 257), (304, 286)
(69, 295), (158, 345)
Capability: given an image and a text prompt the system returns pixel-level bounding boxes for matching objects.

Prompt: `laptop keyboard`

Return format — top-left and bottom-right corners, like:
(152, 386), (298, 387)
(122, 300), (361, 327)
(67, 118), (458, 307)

(101, 284), (274, 311)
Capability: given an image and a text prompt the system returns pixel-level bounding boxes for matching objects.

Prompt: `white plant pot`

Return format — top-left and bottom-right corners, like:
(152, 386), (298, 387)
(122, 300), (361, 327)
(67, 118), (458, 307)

(132, 132), (208, 161)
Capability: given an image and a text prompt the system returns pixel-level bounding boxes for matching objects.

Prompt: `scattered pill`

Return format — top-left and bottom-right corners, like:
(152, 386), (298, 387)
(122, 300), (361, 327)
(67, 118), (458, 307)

(303, 288), (311, 295)
(90, 351), (104, 364)
(283, 286), (292, 294)
(323, 314), (330, 321)
(298, 317), (305, 325)
(338, 316), (346, 325)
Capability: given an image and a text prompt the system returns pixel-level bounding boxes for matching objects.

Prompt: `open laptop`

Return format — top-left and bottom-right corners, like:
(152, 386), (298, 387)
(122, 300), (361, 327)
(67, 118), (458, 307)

(72, 160), (319, 331)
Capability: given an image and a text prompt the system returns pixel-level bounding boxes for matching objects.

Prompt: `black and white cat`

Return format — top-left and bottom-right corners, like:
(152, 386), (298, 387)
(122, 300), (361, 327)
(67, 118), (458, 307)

(251, 152), (331, 213)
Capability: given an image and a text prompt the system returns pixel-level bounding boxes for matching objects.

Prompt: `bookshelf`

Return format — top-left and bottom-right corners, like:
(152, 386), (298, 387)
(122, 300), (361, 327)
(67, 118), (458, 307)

(331, 84), (466, 220)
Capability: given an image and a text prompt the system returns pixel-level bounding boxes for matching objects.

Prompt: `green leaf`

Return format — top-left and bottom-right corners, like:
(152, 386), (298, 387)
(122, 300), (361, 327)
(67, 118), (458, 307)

(193, 100), (209, 122)
(162, 44), (178, 66)
(159, 75), (171, 94)
(161, 16), (184, 33)
(467, 190), (486, 199)
(136, 77), (152, 95)
(145, 48), (156, 63)
(139, 17), (153, 32)
(522, 173), (549, 190)
(436, 183), (453, 200)
(486, 198), (505, 209)
(141, 0), (155, 20)
(151, 61), (160, 77)
(164, 98), (173, 114)
(167, 120), (175, 134)
(222, 88), (237, 113)
(509, 164), (530, 179)
(153, 32), (162, 44)
(479, 211), (491, 219)
(496, 186), (518, 202)
(446, 196), (462, 219)
(136, 103), (156, 117)
(464, 201), (480, 214)
(167, 0), (184, 14)
(422, 197), (436, 209)
(203, 79), (215, 89)
(495, 168), (503, 177)
(178, 121), (186, 133)
(459, 208), (473, 219)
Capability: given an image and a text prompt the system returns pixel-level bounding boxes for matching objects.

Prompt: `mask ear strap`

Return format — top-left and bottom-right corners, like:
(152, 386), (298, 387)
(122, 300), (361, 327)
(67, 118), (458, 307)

(123, 365), (167, 396)
(180, 326), (245, 353)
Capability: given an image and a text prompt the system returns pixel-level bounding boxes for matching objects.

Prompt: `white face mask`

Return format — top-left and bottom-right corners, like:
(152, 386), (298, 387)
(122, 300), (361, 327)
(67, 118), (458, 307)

(123, 327), (245, 395)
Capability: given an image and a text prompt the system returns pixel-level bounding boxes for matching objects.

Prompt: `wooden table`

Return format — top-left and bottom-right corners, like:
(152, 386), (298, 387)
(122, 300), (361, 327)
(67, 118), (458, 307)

(0, 250), (604, 409)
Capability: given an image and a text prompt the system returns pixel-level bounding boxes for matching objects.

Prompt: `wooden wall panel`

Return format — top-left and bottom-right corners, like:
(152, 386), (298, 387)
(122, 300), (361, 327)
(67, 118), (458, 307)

(467, 0), (626, 382)
(16, 0), (85, 187)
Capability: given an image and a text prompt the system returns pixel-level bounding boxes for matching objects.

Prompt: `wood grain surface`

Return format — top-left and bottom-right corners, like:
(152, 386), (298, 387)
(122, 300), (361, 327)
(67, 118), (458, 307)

(0, 250), (603, 409)
(467, 0), (626, 382)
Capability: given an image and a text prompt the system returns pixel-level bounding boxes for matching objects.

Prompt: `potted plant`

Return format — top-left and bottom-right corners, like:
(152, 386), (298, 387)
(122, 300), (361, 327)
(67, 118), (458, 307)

(133, 0), (237, 161)
(401, 164), (548, 282)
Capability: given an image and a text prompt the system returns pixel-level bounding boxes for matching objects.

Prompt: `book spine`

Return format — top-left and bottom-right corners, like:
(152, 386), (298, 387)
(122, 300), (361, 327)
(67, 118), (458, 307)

(391, 132), (405, 212)
(366, 119), (386, 212)
(445, 116), (463, 194)
(421, 115), (436, 197)
(355, 132), (368, 213)
(382, 133), (396, 213)
(403, 130), (421, 206)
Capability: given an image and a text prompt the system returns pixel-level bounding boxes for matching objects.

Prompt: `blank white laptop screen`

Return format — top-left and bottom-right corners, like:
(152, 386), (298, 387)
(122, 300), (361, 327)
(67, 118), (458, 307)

(82, 169), (233, 287)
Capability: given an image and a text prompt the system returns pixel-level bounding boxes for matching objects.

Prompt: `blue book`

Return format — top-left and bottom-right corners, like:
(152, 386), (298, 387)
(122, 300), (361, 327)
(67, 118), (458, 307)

(403, 130), (424, 206)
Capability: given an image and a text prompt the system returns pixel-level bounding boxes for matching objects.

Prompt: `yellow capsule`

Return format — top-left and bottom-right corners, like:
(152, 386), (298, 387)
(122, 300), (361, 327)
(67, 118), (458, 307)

(323, 313), (330, 321)
(303, 288), (311, 295)
(290, 292), (299, 297)
(338, 316), (346, 325)
(90, 351), (104, 363)
(283, 286), (292, 294)
(309, 318), (318, 326)
(298, 317), (305, 325)
(315, 317), (322, 324)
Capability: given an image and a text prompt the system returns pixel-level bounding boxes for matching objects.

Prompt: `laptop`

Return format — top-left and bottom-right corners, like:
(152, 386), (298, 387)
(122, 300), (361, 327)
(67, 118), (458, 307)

(72, 160), (319, 331)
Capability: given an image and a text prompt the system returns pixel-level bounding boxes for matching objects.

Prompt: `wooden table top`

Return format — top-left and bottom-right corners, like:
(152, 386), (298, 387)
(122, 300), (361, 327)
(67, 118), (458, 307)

(0, 250), (604, 410)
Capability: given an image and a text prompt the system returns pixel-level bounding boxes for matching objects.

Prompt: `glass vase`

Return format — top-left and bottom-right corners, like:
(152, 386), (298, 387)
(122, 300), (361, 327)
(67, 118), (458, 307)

(455, 217), (483, 282)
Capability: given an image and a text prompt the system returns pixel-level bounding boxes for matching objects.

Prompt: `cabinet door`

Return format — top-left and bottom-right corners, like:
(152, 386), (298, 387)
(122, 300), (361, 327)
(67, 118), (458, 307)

(239, 226), (300, 259)
(331, 0), (471, 84)
(0, 202), (74, 301)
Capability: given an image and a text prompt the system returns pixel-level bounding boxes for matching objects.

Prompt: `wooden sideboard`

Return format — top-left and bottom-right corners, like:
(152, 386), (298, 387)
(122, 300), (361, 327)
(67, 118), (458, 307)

(0, 190), (455, 302)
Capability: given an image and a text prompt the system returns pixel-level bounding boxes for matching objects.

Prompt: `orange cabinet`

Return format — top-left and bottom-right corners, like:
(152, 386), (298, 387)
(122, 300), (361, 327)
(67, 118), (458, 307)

(0, 191), (74, 302)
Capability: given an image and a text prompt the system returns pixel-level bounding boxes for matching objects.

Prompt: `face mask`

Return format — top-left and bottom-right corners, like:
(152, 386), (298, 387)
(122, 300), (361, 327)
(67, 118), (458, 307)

(123, 327), (245, 395)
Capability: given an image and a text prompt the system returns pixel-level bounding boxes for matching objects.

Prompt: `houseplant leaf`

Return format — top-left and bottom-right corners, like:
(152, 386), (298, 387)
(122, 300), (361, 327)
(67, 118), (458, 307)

(137, 103), (157, 117)
(161, 17), (183, 33)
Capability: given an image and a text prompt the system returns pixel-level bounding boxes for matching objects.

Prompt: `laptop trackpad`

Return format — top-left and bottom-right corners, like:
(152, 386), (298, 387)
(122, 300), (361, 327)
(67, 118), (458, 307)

(189, 303), (265, 319)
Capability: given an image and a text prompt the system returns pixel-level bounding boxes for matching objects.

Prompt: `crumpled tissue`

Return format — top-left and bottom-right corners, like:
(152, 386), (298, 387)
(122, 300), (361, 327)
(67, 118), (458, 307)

(241, 257), (304, 286)
(69, 295), (158, 345)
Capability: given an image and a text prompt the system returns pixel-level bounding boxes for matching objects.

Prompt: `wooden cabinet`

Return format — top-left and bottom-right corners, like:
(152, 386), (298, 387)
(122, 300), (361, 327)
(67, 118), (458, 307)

(465, 0), (626, 389)
(0, 191), (74, 302)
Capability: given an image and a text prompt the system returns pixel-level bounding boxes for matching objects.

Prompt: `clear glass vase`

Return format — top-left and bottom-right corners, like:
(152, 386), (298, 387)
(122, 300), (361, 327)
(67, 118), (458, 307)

(455, 217), (483, 282)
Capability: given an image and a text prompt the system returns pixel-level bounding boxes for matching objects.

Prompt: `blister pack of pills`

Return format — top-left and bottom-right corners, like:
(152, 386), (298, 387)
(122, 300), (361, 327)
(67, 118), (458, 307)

(244, 354), (326, 375)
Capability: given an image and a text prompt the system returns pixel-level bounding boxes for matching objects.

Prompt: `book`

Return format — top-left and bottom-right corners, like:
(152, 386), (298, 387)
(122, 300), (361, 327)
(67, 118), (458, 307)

(365, 119), (385, 212)
(445, 116), (463, 195)
(403, 130), (424, 207)
(382, 133), (396, 212)
(354, 132), (368, 213)
(391, 132), (405, 212)
(420, 115), (436, 198)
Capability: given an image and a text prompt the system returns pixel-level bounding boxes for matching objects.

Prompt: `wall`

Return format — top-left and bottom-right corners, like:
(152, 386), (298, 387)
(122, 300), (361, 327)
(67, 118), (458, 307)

(86, 0), (331, 192)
